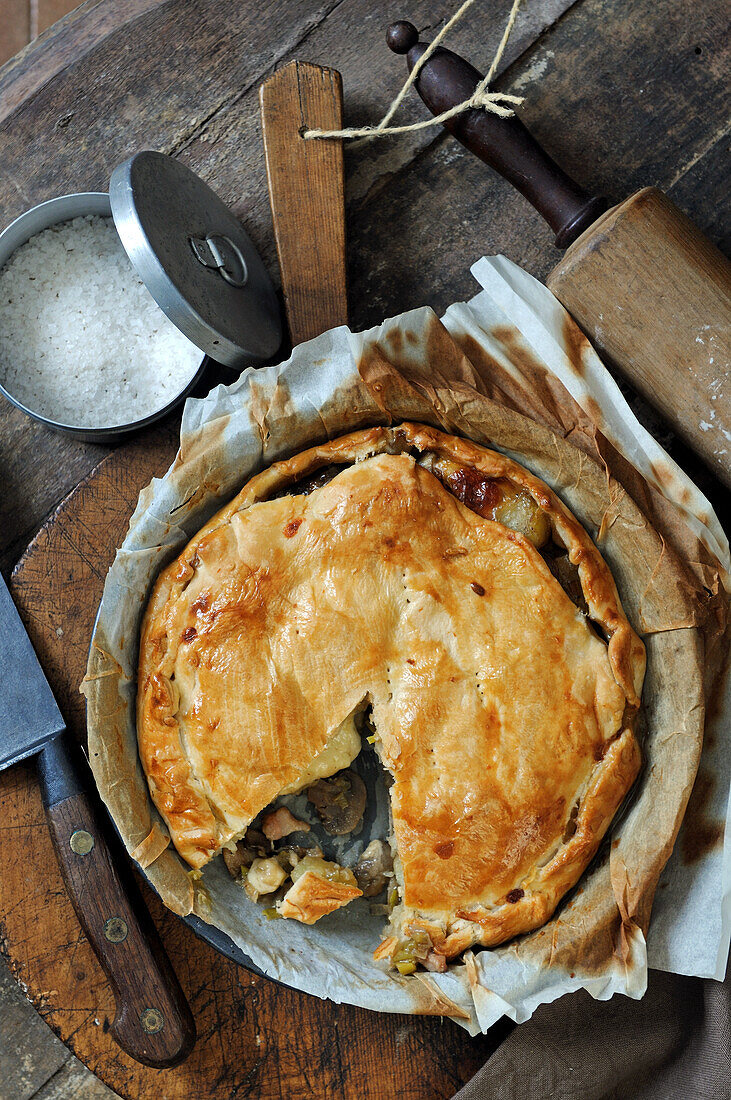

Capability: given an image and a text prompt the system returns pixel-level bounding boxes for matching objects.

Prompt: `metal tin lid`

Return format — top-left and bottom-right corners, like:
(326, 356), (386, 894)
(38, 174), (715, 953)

(109, 151), (281, 369)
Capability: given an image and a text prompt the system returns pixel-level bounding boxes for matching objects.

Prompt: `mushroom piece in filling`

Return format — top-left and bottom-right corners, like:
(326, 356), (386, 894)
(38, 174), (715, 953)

(306, 769), (367, 836)
(354, 839), (394, 897)
(222, 450), (595, 958)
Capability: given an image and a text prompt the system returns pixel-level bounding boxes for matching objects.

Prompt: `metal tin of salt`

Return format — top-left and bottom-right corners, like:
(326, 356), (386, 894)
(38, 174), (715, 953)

(0, 154), (282, 441)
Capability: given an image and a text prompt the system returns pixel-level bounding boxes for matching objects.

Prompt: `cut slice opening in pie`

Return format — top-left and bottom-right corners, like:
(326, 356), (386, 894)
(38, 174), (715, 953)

(137, 424), (645, 971)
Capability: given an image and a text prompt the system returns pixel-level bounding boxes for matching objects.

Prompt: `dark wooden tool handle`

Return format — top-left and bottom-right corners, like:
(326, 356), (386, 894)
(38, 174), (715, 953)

(387, 21), (606, 247)
(38, 738), (196, 1068)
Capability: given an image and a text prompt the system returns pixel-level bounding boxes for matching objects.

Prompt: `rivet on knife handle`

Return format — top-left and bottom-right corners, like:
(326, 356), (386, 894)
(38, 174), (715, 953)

(38, 738), (196, 1068)
(387, 21), (607, 248)
(260, 60), (348, 344)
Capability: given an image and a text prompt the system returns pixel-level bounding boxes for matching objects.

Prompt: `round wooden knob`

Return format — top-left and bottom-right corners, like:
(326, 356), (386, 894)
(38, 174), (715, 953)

(385, 27), (607, 248)
(387, 20), (418, 54)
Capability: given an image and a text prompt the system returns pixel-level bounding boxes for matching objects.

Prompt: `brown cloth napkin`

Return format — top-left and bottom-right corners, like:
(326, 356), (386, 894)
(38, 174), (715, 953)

(454, 962), (731, 1099)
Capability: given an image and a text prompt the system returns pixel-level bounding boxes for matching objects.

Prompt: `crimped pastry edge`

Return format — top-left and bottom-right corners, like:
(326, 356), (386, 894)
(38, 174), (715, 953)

(136, 422), (646, 956)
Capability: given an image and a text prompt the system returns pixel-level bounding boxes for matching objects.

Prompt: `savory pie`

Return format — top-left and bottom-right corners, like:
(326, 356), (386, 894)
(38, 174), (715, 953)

(137, 423), (645, 971)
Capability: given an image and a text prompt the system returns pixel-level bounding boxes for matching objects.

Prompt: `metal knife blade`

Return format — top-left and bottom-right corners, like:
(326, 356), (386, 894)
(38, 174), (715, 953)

(0, 566), (195, 1066)
(0, 569), (65, 770)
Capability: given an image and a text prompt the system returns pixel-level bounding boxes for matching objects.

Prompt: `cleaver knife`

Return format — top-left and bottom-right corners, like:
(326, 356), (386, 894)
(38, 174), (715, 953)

(387, 22), (731, 490)
(0, 569), (195, 1067)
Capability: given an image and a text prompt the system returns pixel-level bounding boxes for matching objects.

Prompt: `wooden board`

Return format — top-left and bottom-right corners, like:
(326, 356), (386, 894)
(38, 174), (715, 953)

(261, 61), (349, 344)
(0, 0), (31, 66)
(1, 0), (727, 575)
(0, 0), (81, 57)
(1, 429), (509, 1099)
(0, 0), (728, 1095)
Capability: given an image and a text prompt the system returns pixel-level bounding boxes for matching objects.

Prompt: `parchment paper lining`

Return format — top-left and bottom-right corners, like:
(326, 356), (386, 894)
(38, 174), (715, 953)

(83, 257), (730, 1033)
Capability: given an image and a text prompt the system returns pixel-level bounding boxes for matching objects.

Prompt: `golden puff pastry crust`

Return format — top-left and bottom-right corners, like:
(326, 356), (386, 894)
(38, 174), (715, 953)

(278, 873), (363, 924)
(137, 423), (645, 952)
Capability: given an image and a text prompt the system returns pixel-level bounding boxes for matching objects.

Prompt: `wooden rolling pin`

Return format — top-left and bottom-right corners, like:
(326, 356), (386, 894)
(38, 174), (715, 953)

(387, 22), (731, 489)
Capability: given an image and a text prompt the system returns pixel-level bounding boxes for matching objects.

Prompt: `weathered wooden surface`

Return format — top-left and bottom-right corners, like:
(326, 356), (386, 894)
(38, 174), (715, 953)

(0, 0), (728, 575)
(0, 0), (80, 67)
(0, 0), (728, 1096)
(261, 61), (349, 343)
(3, 433), (507, 1099)
(0, 0), (31, 66)
(0, 964), (113, 1099)
(548, 187), (731, 487)
(41, 785), (196, 1068)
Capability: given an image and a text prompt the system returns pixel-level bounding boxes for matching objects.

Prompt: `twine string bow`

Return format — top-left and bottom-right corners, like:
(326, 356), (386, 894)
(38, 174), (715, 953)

(303, 0), (524, 142)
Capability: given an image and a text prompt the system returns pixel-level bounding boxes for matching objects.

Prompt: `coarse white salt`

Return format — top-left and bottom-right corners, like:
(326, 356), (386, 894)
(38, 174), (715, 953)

(0, 214), (202, 428)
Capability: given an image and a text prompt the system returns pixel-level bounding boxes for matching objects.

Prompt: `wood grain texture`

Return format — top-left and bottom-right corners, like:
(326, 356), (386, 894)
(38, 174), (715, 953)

(33, 0), (83, 35)
(43, 789), (196, 1068)
(32, 1058), (115, 1099)
(0, 963), (68, 1100)
(344, 0), (731, 325)
(666, 130), (731, 263)
(0, 0), (30, 65)
(0, 0), (164, 119)
(548, 188), (731, 487)
(0, 0), (726, 578)
(261, 61), (348, 342)
(0, 421), (107, 577)
(0, 0), (727, 1095)
(2, 431), (504, 1098)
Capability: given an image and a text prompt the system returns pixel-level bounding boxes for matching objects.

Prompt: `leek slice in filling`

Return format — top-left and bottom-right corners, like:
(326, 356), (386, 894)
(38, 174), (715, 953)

(221, 450), (593, 969)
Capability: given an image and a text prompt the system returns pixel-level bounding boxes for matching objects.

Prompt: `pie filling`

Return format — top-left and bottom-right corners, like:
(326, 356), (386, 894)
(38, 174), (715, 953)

(216, 444), (633, 965)
(138, 425), (644, 973)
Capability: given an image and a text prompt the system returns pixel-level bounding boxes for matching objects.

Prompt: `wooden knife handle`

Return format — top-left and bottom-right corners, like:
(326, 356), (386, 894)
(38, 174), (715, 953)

(38, 738), (196, 1068)
(387, 21), (606, 247)
(260, 60), (348, 344)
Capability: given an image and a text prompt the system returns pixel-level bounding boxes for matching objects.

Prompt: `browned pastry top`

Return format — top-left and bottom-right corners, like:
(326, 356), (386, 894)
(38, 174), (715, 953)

(137, 424), (644, 950)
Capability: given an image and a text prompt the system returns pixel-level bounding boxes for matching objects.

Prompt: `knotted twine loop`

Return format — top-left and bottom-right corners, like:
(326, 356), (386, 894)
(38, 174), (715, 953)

(303, 0), (524, 141)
